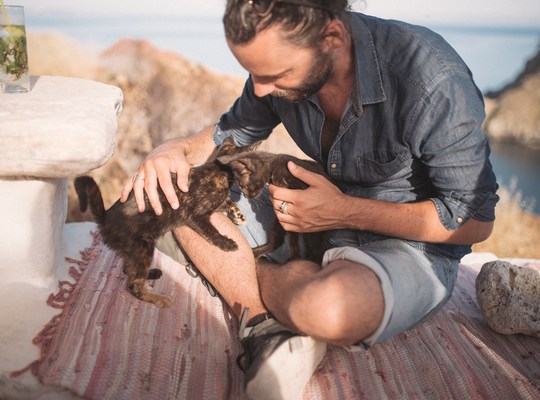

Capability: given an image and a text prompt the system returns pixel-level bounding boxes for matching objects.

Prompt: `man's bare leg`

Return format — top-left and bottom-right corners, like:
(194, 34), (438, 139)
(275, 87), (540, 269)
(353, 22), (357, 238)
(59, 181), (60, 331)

(174, 212), (384, 346)
(257, 259), (385, 346)
(174, 212), (267, 319)
(174, 212), (329, 400)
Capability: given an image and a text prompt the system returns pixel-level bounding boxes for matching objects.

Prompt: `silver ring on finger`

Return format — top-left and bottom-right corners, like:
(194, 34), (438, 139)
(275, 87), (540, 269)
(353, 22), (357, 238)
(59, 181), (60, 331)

(279, 200), (288, 215)
(132, 174), (145, 182)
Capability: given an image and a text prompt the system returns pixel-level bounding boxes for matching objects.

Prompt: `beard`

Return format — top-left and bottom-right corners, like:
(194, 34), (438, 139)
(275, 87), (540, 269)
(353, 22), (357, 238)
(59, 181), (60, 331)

(271, 47), (333, 102)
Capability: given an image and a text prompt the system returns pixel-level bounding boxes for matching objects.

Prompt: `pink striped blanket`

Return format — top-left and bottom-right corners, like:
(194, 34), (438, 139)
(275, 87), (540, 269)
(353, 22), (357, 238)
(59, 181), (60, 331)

(14, 232), (540, 399)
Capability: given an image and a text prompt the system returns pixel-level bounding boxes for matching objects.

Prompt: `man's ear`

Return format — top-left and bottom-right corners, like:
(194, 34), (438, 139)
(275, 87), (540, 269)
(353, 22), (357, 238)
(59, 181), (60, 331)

(321, 19), (348, 50)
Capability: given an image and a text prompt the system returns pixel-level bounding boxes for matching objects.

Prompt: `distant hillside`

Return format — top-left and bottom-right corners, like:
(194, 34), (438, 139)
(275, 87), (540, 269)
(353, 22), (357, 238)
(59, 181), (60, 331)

(483, 44), (540, 148)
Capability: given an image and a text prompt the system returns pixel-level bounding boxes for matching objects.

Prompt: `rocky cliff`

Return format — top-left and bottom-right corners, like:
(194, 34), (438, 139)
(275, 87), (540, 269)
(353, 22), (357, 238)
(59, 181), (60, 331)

(27, 33), (300, 221)
(483, 44), (540, 148)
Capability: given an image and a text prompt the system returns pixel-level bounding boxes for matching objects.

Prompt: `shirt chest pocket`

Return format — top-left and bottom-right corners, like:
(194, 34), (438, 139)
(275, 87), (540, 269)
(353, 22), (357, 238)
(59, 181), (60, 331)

(355, 150), (412, 186)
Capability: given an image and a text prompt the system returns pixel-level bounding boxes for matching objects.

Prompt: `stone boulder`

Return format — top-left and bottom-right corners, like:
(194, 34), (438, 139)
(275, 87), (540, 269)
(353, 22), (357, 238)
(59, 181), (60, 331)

(475, 260), (540, 337)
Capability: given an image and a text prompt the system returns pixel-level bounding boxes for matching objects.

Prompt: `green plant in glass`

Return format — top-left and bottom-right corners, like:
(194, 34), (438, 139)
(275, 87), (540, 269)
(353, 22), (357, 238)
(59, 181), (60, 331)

(1, 0), (28, 81)
(0, 24), (27, 79)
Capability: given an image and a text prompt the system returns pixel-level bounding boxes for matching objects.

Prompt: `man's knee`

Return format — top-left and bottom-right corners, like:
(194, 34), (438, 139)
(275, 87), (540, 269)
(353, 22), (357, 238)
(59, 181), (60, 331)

(292, 262), (384, 345)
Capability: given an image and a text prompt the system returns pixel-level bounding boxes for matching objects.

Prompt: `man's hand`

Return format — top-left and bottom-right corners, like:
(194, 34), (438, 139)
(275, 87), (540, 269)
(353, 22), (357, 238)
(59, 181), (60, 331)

(268, 161), (494, 244)
(120, 138), (190, 215)
(120, 126), (217, 215)
(268, 161), (347, 233)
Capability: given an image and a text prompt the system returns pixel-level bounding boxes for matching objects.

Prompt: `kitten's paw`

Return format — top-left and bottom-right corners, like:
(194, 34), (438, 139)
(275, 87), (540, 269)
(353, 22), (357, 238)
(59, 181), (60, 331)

(228, 211), (246, 225)
(226, 203), (247, 225)
(147, 268), (163, 280)
(153, 295), (173, 308)
(219, 238), (238, 252)
(128, 280), (172, 308)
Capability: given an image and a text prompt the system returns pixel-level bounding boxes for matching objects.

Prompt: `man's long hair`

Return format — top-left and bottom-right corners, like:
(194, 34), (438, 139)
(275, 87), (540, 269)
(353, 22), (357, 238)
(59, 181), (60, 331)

(223, 0), (351, 48)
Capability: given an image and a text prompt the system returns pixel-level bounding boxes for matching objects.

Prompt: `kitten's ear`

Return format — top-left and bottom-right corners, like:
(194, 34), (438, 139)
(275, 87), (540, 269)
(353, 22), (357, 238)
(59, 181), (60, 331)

(228, 159), (254, 186)
(215, 154), (236, 166)
(215, 137), (237, 157)
(244, 140), (263, 152)
(227, 139), (262, 156)
(228, 159), (252, 176)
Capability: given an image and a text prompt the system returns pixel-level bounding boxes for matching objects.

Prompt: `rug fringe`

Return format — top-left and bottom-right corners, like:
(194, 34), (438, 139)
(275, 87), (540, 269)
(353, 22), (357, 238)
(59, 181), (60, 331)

(9, 231), (102, 378)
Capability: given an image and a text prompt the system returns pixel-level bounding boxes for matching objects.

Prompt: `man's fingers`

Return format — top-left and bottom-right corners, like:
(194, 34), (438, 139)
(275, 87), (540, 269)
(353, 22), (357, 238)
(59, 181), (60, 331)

(157, 170), (179, 210)
(176, 173), (189, 193)
(142, 170), (164, 215)
(275, 212), (302, 233)
(288, 161), (325, 187)
(120, 177), (134, 203)
(133, 176), (147, 213)
(122, 160), (189, 215)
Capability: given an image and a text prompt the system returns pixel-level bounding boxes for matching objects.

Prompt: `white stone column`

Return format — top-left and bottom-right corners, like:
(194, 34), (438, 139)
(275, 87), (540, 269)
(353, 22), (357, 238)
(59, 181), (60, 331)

(0, 76), (123, 288)
(0, 178), (66, 285)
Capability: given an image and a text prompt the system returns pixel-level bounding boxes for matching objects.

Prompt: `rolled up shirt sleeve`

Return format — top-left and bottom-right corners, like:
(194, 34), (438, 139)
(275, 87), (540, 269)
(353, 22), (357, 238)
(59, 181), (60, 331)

(411, 72), (499, 231)
(213, 77), (281, 146)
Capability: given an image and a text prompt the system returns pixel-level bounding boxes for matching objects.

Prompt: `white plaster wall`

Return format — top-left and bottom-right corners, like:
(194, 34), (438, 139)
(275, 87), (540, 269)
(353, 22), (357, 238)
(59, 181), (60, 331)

(0, 178), (67, 287)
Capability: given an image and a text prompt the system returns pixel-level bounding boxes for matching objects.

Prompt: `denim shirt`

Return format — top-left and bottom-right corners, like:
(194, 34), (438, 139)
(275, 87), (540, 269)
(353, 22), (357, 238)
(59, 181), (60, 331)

(213, 12), (499, 260)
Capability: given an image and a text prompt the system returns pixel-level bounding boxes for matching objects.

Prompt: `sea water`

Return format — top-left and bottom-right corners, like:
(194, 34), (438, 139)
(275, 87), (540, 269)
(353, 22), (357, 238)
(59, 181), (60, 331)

(27, 14), (540, 212)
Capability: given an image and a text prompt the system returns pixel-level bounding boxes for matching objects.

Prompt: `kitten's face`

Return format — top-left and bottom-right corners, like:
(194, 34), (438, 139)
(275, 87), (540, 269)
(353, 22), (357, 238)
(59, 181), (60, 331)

(226, 155), (270, 198)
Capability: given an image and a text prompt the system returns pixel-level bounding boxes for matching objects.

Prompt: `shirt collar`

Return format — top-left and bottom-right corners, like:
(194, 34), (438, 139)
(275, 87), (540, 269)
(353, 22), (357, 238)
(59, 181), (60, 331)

(350, 13), (386, 113)
(307, 13), (386, 114)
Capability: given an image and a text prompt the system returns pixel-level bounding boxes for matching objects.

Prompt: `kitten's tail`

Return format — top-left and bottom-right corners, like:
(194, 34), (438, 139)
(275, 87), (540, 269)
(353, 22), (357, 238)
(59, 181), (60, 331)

(74, 176), (106, 225)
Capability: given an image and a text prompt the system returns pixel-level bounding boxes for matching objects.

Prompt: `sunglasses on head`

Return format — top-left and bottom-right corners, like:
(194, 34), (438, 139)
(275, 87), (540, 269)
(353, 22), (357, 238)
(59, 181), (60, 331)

(247, 0), (331, 17)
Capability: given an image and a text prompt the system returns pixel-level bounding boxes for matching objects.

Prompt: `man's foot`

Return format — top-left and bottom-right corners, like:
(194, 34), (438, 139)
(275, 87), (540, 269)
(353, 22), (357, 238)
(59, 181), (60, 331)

(237, 311), (327, 400)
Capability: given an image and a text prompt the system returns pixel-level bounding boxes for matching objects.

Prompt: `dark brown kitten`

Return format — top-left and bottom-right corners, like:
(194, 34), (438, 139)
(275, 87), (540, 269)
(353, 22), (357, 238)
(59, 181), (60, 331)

(220, 151), (329, 264)
(74, 138), (258, 308)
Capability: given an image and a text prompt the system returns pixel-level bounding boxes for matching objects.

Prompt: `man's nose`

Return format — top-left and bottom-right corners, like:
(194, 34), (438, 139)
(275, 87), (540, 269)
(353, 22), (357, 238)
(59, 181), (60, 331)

(252, 81), (275, 97)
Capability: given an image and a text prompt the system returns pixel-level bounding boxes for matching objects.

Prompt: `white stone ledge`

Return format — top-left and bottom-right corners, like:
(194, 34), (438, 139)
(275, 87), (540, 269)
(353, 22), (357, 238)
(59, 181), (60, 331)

(0, 75), (123, 178)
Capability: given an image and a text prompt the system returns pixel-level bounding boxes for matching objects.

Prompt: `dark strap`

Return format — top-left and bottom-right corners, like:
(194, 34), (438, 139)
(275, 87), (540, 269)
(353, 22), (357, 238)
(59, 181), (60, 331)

(246, 312), (274, 328)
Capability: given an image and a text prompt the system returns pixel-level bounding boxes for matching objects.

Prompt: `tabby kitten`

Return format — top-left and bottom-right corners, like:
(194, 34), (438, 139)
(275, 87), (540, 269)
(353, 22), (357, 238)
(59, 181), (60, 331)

(74, 138), (258, 308)
(219, 151), (329, 264)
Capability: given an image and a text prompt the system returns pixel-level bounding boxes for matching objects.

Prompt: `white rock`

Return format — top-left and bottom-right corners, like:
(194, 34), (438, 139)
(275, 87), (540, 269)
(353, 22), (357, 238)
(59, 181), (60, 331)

(476, 260), (540, 337)
(0, 75), (122, 177)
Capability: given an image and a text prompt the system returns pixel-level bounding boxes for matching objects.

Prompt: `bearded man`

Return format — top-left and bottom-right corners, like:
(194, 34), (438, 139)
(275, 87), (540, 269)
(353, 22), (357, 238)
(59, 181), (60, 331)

(122, 1), (499, 398)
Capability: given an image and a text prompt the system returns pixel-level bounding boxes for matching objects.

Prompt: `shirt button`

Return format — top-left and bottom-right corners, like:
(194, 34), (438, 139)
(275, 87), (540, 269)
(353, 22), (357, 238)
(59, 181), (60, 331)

(457, 217), (463, 224)
(330, 163), (337, 169)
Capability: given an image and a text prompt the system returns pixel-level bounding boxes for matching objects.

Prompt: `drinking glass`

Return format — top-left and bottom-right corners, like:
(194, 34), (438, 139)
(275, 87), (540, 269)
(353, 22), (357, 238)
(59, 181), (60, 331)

(0, 5), (30, 93)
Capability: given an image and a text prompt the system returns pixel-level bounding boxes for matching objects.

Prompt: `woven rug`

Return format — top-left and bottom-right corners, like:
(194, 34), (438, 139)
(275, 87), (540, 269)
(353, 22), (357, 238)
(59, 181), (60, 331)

(13, 231), (540, 399)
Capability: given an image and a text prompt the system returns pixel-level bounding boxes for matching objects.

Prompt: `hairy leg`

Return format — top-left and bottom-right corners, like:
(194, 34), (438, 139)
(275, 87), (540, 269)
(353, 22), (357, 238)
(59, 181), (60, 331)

(174, 212), (268, 319)
(257, 259), (384, 346)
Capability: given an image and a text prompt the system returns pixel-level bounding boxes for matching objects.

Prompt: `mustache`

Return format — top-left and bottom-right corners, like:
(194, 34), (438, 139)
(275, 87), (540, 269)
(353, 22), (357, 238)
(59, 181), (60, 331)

(270, 89), (307, 103)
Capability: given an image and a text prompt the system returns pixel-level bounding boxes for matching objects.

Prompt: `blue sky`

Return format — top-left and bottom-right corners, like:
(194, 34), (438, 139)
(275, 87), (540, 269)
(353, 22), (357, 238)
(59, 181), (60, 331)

(10, 0), (540, 27)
